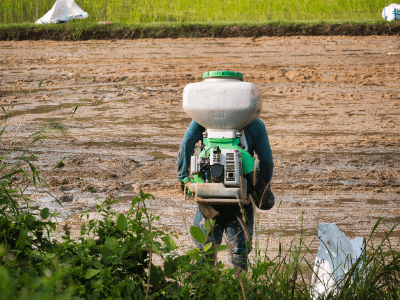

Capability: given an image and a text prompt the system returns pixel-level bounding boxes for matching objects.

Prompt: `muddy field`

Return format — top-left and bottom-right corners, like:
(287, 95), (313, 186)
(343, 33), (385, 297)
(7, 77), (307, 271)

(1, 36), (400, 265)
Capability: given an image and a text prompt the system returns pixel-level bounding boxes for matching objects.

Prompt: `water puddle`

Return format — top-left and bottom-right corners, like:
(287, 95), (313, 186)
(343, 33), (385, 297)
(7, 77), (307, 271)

(385, 216), (400, 223)
(120, 117), (191, 128)
(249, 51), (280, 53)
(367, 198), (389, 205)
(263, 94), (286, 99)
(73, 140), (179, 150)
(257, 228), (315, 237)
(173, 57), (209, 59)
(16, 156), (39, 161)
(116, 194), (136, 203)
(260, 114), (289, 120)
(204, 42), (230, 46)
(308, 131), (353, 137)
(9, 105), (58, 118)
(148, 151), (174, 159)
(153, 117), (192, 125)
(8, 102), (80, 118)
(347, 230), (400, 240)
(337, 198), (357, 203)
(0, 89), (31, 96)
(1, 82), (141, 97)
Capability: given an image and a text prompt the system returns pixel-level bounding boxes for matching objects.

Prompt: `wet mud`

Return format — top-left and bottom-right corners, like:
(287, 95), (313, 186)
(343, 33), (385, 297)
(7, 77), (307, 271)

(1, 36), (399, 265)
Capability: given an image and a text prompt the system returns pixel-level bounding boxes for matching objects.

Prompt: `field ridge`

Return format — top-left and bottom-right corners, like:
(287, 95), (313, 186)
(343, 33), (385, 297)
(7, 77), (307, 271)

(1, 21), (400, 40)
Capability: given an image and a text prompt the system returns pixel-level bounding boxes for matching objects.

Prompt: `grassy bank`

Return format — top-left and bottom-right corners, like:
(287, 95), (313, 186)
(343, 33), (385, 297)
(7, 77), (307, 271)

(0, 20), (399, 41)
(0, 0), (388, 24)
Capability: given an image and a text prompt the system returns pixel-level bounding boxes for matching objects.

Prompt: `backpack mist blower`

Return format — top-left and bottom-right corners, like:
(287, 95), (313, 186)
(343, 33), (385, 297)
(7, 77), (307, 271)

(183, 71), (262, 205)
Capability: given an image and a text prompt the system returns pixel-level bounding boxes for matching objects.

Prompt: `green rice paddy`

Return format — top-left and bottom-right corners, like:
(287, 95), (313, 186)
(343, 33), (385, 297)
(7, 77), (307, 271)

(0, 0), (388, 24)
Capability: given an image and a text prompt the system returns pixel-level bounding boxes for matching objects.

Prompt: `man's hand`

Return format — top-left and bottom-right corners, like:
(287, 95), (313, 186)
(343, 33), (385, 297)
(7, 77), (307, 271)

(178, 177), (193, 195)
(178, 181), (185, 193)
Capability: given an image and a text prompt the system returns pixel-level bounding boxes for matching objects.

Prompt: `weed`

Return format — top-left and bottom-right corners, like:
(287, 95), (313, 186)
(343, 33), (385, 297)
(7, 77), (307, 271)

(42, 121), (66, 135)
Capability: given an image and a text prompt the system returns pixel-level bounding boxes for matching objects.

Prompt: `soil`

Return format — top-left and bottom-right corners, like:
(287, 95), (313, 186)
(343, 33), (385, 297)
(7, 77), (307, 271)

(1, 36), (399, 268)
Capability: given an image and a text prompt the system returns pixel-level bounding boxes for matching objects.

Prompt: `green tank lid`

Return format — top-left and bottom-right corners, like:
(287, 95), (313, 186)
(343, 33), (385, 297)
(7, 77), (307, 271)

(202, 70), (243, 81)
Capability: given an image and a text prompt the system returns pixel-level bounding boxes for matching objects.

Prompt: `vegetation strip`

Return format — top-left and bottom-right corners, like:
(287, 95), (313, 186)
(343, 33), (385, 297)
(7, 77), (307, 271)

(1, 20), (400, 41)
(0, 0), (389, 24)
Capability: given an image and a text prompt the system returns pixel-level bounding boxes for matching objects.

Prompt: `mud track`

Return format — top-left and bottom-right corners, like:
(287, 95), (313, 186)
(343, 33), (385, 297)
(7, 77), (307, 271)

(1, 36), (399, 267)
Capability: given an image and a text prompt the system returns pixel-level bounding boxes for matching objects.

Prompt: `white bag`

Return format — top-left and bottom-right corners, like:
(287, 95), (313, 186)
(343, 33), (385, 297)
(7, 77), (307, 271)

(311, 223), (364, 299)
(382, 3), (400, 21)
(35, 0), (88, 24)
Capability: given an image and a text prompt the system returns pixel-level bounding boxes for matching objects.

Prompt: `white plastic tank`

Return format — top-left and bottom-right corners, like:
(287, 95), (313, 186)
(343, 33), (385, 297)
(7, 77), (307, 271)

(183, 71), (262, 130)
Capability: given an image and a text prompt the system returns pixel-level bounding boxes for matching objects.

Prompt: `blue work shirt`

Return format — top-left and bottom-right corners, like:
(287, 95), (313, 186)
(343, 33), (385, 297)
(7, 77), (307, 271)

(177, 118), (273, 185)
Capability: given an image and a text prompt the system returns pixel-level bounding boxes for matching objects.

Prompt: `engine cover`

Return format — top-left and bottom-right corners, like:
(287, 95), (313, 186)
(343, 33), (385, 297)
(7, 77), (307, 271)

(210, 149), (243, 187)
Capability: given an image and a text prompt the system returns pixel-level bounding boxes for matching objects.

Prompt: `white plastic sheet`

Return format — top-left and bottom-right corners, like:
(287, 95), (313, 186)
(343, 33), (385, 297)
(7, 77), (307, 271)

(382, 3), (400, 22)
(311, 223), (364, 299)
(35, 0), (88, 24)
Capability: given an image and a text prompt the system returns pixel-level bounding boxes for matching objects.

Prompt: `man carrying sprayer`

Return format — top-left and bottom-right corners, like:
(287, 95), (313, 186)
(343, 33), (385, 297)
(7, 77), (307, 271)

(177, 71), (274, 271)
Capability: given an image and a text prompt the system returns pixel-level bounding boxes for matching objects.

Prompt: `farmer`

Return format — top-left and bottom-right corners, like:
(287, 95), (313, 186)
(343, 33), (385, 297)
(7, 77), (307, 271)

(177, 118), (274, 271)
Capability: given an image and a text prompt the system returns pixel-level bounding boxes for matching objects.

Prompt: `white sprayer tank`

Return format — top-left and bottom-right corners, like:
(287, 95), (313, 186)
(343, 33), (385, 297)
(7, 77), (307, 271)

(183, 71), (262, 130)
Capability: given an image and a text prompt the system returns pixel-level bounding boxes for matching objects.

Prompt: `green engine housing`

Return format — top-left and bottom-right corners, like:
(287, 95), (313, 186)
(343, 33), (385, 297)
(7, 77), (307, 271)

(191, 137), (255, 184)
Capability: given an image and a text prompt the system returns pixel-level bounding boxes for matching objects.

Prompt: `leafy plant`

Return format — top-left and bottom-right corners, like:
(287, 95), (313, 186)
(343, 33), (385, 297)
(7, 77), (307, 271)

(53, 192), (178, 299)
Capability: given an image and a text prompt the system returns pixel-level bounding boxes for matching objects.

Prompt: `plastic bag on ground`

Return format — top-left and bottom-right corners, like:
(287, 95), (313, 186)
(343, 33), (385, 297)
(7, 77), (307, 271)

(311, 223), (365, 299)
(35, 0), (88, 24)
(382, 3), (400, 21)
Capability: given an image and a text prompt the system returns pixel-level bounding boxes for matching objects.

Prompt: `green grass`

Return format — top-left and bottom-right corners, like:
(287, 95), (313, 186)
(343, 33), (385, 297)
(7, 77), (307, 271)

(0, 0), (388, 24)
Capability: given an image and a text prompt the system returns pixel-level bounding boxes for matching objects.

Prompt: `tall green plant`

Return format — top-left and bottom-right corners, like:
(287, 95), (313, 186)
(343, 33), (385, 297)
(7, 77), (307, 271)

(0, 0), (387, 23)
(51, 192), (178, 299)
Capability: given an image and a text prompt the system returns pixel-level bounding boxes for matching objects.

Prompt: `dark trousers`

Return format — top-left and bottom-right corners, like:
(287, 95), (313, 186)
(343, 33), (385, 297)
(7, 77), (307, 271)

(192, 205), (254, 270)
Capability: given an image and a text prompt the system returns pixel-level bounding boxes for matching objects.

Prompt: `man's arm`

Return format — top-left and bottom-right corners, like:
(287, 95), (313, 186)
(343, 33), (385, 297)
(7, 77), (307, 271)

(177, 120), (205, 181)
(252, 119), (274, 185)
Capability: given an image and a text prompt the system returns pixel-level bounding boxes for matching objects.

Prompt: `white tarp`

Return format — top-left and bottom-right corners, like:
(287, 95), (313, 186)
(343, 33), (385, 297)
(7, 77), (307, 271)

(311, 223), (365, 299)
(382, 3), (400, 21)
(35, 0), (88, 24)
